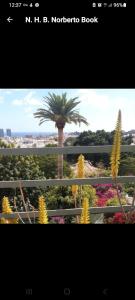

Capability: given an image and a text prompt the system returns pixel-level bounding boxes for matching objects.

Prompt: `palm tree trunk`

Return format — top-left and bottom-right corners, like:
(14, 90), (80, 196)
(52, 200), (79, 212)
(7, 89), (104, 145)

(58, 128), (64, 179)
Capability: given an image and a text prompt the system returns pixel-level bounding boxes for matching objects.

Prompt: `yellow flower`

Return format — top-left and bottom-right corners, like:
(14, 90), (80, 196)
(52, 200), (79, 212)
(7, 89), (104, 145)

(77, 154), (85, 178)
(110, 110), (121, 178)
(80, 197), (90, 224)
(72, 185), (78, 197)
(1, 196), (18, 224)
(38, 196), (48, 224)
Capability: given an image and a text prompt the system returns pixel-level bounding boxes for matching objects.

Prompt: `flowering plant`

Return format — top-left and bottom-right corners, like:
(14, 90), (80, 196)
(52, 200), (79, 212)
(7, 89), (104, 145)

(104, 210), (135, 224)
(51, 216), (65, 224)
(105, 212), (126, 224)
(106, 197), (126, 206)
(93, 184), (119, 207)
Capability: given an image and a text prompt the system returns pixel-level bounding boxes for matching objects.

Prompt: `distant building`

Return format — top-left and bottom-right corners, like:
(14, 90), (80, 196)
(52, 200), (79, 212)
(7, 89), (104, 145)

(0, 129), (4, 137)
(25, 135), (33, 138)
(6, 129), (12, 137)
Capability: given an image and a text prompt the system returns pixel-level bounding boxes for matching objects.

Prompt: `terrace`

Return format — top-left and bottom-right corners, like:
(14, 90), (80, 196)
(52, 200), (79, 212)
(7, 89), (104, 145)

(0, 144), (135, 222)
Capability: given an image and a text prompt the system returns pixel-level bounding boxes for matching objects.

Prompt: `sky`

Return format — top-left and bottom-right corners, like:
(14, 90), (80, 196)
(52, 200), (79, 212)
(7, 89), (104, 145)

(0, 88), (135, 132)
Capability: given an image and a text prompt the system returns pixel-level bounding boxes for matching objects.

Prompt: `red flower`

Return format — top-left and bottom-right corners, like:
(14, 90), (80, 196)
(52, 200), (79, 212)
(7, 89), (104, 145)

(112, 213), (126, 224)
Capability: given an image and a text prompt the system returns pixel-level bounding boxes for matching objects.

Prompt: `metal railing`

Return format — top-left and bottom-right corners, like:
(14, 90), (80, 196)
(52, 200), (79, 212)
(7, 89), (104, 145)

(0, 205), (134, 220)
(0, 145), (135, 220)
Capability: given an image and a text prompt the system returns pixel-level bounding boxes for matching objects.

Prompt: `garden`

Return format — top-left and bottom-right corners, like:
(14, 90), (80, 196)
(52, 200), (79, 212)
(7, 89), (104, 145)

(0, 93), (135, 224)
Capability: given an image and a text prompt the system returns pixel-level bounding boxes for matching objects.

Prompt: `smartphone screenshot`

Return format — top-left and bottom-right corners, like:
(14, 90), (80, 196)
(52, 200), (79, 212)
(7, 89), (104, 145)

(0, 0), (133, 298)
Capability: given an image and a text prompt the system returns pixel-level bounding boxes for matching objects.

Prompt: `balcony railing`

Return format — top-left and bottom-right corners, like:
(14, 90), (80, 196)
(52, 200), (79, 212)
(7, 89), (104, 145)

(0, 145), (135, 220)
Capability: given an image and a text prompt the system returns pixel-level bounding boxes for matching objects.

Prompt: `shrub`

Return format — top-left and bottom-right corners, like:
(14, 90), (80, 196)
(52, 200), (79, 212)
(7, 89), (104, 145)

(50, 217), (65, 224)
(45, 186), (74, 210)
(96, 197), (107, 207)
(104, 212), (126, 224)
(104, 211), (135, 224)
(124, 183), (135, 197)
(106, 197), (126, 206)
(119, 157), (135, 176)
(81, 185), (97, 206)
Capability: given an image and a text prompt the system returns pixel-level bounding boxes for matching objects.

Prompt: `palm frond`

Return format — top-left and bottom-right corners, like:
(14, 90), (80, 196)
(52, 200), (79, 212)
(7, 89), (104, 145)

(34, 92), (88, 128)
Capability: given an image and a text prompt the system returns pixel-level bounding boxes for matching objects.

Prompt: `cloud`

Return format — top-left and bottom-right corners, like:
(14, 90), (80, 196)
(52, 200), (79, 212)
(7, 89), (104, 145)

(0, 96), (4, 103)
(5, 91), (12, 94)
(12, 91), (41, 106)
(0, 89), (28, 94)
(72, 90), (132, 119)
(76, 89), (110, 109)
(12, 99), (23, 106)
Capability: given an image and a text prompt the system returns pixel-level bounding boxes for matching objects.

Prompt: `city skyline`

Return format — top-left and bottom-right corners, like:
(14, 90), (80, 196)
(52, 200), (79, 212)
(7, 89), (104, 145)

(0, 89), (135, 132)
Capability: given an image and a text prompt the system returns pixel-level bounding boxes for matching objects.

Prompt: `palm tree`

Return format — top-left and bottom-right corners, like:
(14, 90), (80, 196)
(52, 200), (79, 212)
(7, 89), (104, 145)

(34, 93), (88, 178)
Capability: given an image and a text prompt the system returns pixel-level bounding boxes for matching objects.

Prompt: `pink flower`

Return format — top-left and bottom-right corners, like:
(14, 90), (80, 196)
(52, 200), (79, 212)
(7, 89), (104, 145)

(96, 197), (107, 207)
(51, 216), (65, 224)
(105, 190), (116, 199)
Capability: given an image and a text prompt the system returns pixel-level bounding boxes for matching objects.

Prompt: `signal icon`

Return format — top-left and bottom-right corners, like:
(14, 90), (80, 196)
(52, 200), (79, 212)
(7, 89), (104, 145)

(108, 3), (112, 7)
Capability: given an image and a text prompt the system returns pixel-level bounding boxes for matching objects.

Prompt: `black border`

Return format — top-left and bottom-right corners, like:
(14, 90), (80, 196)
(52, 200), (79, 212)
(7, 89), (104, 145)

(0, 1), (132, 88)
(0, 0), (134, 297)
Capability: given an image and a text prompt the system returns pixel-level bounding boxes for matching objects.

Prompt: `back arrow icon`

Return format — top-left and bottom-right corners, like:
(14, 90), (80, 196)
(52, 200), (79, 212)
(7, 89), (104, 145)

(103, 288), (108, 296)
(7, 17), (13, 23)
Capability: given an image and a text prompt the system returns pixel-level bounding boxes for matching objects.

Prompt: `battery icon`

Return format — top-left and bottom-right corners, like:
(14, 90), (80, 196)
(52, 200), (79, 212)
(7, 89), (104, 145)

(123, 3), (126, 7)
